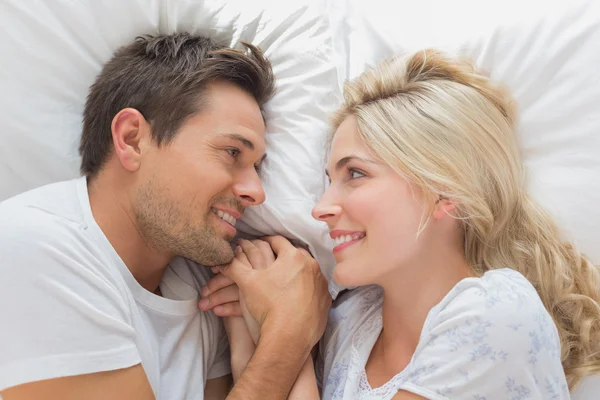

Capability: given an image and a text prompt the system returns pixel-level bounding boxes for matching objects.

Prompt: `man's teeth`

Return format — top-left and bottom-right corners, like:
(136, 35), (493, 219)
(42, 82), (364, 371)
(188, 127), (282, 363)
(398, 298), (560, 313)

(333, 234), (364, 247)
(215, 210), (237, 226)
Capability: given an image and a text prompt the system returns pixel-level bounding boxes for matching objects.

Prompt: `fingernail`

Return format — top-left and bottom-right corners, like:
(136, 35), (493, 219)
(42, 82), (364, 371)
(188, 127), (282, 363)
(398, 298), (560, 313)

(214, 305), (224, 314)
(235, 246), (242, 254)
(201, 286), (209, 297)
(199, 298), (210, 309)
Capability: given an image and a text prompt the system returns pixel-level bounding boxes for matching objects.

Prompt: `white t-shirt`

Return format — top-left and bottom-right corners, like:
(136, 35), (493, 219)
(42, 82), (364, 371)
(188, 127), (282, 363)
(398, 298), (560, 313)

(317, 269), (570, 400)
(0, 178), (230, 399)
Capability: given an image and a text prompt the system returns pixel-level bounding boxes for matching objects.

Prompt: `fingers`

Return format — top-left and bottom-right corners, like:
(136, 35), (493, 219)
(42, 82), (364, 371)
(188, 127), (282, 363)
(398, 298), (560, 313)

(261, 235), (295, 256)
(234, 243), (252, 266)
(251, 239), (276, 267)
(213, 301), (243, 317)
(236, 239), (276, 270)
(237, 240), (265, 270)
(202, 273), (235, 298)
(199, 285), (240, 311)
(217, 258), (252, 288)
(210, 245), (251, 275)
(296, 247), (312, 259)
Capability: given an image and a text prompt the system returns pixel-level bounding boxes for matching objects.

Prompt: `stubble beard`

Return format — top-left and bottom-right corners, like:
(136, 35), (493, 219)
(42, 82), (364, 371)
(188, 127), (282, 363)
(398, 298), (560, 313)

(133, 181), (235, 266)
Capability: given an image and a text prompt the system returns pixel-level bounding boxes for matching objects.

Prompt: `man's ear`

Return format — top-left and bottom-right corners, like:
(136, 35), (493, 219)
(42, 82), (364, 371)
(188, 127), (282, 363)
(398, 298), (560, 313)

(432, 196), (457, 220)
(111, 108), (151, 172)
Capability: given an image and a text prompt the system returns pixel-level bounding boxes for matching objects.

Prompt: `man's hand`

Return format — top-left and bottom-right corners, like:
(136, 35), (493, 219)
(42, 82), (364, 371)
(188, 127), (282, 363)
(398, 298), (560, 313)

(217, 236), (331, 353)
(219, 236), (331, 400)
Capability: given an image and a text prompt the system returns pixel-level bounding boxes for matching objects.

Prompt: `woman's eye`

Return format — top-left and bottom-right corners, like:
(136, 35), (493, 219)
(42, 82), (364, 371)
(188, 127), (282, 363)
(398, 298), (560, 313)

(227, 148), (240, 158)
(349, 169), (365, 179)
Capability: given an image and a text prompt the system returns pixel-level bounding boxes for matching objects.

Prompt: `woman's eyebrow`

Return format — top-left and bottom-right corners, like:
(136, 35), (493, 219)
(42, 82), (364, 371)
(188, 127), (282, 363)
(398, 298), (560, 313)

(325, 155), (378, 176)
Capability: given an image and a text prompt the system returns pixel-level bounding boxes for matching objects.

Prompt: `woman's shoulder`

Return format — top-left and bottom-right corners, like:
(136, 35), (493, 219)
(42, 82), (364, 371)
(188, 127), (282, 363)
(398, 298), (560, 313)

(418, 268), (562, 374)
(433, 268), (546, 321)
(402, 269), (569, 399)
(424, 268), (559, 346)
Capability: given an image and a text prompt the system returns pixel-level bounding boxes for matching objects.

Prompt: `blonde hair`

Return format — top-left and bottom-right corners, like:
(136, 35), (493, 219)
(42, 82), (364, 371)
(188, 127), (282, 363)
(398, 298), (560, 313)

(333, 49), (600, 388)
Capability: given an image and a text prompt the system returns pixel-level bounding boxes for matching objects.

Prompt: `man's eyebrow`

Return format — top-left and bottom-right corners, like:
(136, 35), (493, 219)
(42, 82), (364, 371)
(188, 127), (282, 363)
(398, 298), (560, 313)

(325, 155), (378, 177)
(224, 133), (255, 151)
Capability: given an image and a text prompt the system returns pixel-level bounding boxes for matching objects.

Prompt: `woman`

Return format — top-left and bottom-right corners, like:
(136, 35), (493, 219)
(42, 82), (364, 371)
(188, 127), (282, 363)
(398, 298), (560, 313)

(203, 49), (600, 399)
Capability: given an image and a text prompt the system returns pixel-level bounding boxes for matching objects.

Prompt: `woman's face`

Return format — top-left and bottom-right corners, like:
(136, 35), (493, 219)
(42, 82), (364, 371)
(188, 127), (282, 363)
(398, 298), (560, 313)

(312, 116), (431, 287)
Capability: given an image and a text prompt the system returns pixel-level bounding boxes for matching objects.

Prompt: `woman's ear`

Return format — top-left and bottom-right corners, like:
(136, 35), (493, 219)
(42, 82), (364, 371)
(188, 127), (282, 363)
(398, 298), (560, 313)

(432, 196), (457, 219)
(111, 108), (150, 172)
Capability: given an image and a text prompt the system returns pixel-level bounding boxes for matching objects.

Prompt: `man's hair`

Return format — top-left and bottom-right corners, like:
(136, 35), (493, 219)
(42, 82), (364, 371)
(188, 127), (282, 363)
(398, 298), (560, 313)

(79, 33), (276, 176)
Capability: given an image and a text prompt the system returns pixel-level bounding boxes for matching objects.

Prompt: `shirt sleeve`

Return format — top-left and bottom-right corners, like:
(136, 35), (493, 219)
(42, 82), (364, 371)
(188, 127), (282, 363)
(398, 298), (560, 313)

(0, 212), (141, 392)
(396, 274), (570, 400)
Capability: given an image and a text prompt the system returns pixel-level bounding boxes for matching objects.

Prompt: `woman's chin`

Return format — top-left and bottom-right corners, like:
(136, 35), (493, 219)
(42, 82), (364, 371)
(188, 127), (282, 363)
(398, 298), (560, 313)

(333, 262), (371, 287)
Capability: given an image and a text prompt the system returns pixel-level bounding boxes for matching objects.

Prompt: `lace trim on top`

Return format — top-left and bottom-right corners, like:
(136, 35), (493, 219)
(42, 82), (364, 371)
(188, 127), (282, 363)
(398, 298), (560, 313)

(350, 310), (409, 399)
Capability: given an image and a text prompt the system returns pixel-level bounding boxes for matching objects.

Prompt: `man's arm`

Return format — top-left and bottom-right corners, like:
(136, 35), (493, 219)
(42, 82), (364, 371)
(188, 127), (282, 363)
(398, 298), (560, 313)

(1, 365), (154, 400)
(217, 236), (332, 400)
(226, 322), (311, 400)
(0, 217), (144, 397)
(288, 357), (320, 399)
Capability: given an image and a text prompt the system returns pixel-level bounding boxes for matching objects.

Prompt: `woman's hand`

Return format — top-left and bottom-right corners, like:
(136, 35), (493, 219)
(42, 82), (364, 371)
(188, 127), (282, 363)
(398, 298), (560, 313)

(201, 239), (278, 380)
(202, 239), (276, 343)
(231, 239), (277, 343)
(200, 247), (257, 381)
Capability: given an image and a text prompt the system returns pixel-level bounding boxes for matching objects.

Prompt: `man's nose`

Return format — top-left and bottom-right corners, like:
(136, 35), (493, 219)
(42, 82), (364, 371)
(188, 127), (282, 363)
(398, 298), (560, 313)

(234, 169), (266, 207)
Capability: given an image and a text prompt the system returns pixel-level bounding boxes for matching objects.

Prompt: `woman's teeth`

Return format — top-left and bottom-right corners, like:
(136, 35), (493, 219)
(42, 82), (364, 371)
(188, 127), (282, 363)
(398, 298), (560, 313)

(333, 233), (364, 247)
(215, 210), (237, 226)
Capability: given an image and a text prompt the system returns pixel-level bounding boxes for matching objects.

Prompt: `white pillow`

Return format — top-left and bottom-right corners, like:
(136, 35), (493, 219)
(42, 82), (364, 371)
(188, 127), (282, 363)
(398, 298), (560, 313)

(0, 0), (340, 290)
(329, 0), (600, 396)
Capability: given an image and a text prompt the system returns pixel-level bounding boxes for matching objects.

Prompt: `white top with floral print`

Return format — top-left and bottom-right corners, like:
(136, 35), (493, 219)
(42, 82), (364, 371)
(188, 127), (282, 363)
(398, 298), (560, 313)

(317, 269), (570, 400)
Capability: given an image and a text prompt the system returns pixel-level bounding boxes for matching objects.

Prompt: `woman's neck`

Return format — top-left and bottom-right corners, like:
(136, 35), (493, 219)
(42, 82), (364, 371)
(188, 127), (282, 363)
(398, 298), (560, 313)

(367, 247), (473, 385)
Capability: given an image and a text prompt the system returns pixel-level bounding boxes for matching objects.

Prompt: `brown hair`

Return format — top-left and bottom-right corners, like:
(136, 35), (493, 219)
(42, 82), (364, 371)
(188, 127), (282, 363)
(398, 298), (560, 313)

(79, 33), (276, 177)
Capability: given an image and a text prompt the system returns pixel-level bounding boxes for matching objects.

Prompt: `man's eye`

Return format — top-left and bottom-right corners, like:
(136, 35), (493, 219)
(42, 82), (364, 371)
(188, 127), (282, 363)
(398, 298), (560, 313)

(227, 148), (240, 158)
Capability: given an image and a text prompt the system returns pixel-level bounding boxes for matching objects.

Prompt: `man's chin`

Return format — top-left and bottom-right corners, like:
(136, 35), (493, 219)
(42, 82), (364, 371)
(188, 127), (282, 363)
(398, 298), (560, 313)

(189, 240), (235, 267)
(204, 253), (235, 267)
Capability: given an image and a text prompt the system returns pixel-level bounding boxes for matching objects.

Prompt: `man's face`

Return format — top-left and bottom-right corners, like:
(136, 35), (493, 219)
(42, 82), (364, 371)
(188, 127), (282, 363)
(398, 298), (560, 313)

(134, 81), (267, 266)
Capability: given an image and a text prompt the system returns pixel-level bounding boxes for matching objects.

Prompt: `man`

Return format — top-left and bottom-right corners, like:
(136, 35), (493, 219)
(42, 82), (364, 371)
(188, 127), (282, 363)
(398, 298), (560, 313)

(0, 33), (331, 399)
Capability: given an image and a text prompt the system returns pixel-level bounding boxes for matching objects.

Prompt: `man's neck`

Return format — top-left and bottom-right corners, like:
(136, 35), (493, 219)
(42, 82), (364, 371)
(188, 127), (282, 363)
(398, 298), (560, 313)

(87, 172), (172, 293)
